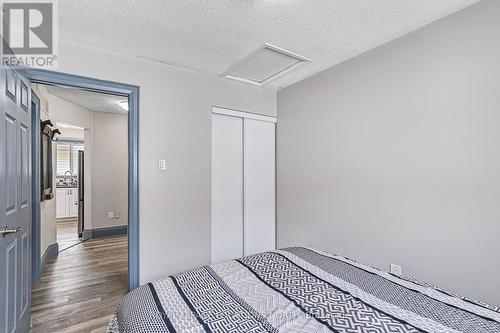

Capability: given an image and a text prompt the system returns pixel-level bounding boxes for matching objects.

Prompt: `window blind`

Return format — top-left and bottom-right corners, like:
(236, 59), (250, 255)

(56, 143), (71, 176)
(72, 144), (84, 174)
(56, 141), (84, 176)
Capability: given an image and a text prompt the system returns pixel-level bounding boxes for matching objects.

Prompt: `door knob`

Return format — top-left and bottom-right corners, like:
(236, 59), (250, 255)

(0, 226), (21, 237)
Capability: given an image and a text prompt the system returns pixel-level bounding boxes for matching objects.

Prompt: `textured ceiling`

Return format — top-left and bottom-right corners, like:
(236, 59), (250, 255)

(59, 0), (479, 89)
(45, 85), (128, 114)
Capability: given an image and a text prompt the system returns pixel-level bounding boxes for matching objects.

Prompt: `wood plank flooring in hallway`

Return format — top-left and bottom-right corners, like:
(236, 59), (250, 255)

(31, 235), (128, 332)
(57, 220), (81, 251)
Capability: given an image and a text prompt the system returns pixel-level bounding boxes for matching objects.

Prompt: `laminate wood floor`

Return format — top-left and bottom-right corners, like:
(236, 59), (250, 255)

(31, 235), (128, 333)
(57, 220), (81, 251)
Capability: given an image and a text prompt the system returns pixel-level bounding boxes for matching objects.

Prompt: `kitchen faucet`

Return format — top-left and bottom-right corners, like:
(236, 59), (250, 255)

(64, 170), (73, 183)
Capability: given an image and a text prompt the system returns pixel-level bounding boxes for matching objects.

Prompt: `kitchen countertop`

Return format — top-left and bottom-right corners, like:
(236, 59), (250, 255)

(56, 184), (78, 188)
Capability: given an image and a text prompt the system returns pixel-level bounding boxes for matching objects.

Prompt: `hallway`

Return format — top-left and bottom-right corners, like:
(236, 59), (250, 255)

(57, 220), (81, 251)
(31, 236), (128, 332)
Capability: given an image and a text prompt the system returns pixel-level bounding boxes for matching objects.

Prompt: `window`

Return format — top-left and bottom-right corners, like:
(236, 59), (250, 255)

(56, 143), (71, 176)
(56, 141), (84, 176)
(72, 143), (84, 174)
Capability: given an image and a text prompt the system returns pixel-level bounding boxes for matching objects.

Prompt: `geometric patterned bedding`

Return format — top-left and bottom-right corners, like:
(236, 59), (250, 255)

(107, 247), (500, 333)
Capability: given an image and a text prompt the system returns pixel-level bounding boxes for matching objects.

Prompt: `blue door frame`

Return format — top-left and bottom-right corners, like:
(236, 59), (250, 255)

(23, 68), (140, 291)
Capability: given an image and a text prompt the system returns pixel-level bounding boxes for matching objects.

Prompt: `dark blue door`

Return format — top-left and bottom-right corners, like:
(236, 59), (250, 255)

(0, 68), (32, 333)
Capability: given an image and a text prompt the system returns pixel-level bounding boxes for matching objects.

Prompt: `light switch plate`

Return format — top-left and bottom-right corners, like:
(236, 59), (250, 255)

(108, 211), (114, 219)
(158, 159), (166, 171)
(390, 264), (402, 276)
(114, 211), (120, 219)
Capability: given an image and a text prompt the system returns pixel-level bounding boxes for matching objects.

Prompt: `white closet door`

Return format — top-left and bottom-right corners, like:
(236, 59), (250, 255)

(244, 118), (276, 256)
(211, 114), (243, 263)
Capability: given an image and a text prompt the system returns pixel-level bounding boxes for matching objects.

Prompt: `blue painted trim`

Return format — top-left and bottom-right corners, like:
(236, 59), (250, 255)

(23, 69), (140, 291)
(82, 229), (93, 241)
(24, 68), (133, 95)
(31, 91), (42, 283)
(84, 226), (128, 239)
(40, 243), (59, 276)
(128, 86), (140, 291)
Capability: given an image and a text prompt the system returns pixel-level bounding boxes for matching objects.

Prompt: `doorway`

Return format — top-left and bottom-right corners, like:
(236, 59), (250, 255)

(26, 69), (139, 291)
(53, 133), (84, 251)
(26, 70), (139, 331)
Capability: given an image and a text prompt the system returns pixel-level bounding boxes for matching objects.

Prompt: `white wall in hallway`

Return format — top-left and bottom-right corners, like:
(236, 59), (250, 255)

(38, 94), (92, 257)
(47, 93), (93, 129)
(39, 132), (57, 259)
(58, 127), (84, 140)
(40, 92), (129, 256)
(35, 84), (58, 259)
(91, 112), (128, 229)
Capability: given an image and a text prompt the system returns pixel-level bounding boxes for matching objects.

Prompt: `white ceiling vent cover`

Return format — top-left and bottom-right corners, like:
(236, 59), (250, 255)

(223, 44), (311, 86)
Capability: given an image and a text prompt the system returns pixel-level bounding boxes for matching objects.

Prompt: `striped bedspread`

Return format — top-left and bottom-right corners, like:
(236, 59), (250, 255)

(108, 247), (500, 333)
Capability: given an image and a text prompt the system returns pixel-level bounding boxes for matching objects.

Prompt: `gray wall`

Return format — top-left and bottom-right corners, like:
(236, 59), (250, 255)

(91, 112), (128, 229)
(277, 0), (500, 306)
(56, 40), (276, 283)
(34, 84), (58, 258)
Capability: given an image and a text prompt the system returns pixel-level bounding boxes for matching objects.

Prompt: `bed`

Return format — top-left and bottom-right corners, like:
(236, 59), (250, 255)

(108, 247), (500, 333)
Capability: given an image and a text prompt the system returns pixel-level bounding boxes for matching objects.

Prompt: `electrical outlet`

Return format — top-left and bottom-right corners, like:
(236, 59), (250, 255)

(114, 211), (120, 219)
(390, 264), (402, 276)
(158, 159), (166, 171)
(108, 211), (114, 219)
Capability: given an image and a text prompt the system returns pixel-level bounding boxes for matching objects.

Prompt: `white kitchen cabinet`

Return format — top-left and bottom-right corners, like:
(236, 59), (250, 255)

(56, 187), (79, 219)
(56, 188), (67, 218)
(69, 189), (79, 217)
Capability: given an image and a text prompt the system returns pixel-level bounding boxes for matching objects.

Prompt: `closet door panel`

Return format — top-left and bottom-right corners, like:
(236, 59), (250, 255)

(244, 118), (276, 256)
(211, 114), (243, 263)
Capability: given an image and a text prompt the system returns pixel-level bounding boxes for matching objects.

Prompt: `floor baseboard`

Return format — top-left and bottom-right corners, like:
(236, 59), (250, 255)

(83, 226), (128, 240)
(39, 242), (59, 277)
